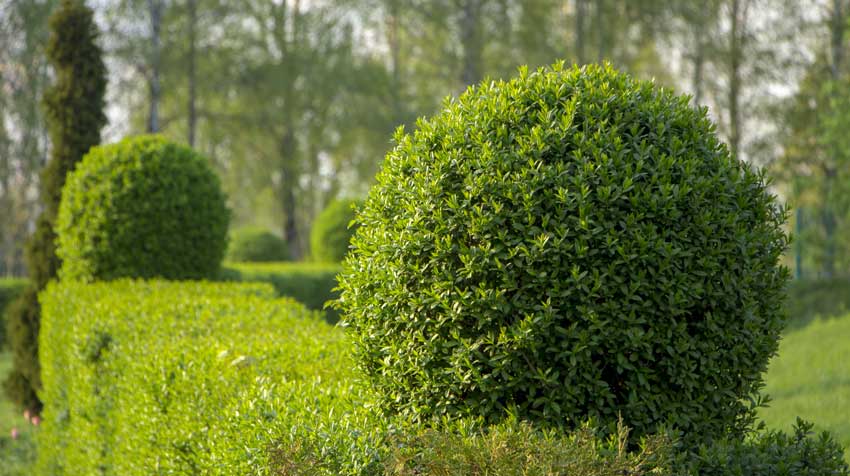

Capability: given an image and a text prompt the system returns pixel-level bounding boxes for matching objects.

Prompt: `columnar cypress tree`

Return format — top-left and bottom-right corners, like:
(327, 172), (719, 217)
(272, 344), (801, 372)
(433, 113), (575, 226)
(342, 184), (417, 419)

(3, 0), (106, 413)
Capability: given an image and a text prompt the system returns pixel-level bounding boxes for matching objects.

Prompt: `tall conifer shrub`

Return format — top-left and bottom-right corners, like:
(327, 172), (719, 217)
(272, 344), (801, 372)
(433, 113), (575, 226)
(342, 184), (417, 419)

(4, 0), (106, 412)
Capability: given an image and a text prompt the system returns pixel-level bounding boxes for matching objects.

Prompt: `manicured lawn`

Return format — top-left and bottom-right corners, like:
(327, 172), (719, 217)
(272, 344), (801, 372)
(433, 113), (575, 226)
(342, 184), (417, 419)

(760, 313), (850, 461)
(0, 352), (36, 476)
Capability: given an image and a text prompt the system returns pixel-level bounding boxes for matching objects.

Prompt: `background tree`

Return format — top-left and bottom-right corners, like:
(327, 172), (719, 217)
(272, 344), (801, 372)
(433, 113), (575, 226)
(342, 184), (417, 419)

(0, 0), (56, 277)
(3, 0), (107, 413)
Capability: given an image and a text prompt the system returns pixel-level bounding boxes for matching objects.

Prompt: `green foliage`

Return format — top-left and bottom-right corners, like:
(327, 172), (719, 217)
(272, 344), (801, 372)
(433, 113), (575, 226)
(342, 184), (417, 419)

(222, 261), (341, 323)
(4, 0), (107, 413)
(311, 199), (362, 263)
(56, 135), (229, 281)
(385, 419), (672, 476)
(337, 63), (790, 445)
(675, 419), (849, 476)
(0, 279), (27, 350)
(226, 226), (289, 262)
(37, 280), (384, 476)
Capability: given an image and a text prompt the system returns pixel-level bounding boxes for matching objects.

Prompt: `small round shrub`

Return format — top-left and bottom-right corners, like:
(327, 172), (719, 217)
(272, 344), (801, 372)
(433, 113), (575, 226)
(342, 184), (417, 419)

(310, 199), (361, 263)
(226, 227), (289, 262)
(336, 63), (790, 444)
(56, 135), (229, 281)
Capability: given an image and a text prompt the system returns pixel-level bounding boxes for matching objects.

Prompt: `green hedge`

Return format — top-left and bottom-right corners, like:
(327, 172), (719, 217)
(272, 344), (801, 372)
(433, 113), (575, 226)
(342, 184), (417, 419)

(222, 261), (341, 323)
(34, 279), (848, 475)
(37, 280), (381, 476)
(0, 278), (27, 350)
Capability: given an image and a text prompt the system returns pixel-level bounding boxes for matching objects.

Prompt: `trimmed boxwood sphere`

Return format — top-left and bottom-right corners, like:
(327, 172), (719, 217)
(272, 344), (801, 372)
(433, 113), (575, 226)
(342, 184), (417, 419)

(336, 63), (789, 443)
(226, 227), (289, 262)
(57, 135), (229, 281)
(310, 199), (361, 263)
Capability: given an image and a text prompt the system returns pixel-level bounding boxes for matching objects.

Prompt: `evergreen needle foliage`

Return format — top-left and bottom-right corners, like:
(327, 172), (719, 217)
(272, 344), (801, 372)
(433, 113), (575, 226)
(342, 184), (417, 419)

(337, 63), (790, 446)
(3, 0), (106, 413)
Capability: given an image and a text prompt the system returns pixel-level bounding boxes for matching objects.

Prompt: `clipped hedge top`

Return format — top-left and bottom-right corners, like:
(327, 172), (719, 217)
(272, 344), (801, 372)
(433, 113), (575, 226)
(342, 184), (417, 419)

(56, 135), (229, 281)
(38, 279), (380, 476)
(337, 63), (790, 444)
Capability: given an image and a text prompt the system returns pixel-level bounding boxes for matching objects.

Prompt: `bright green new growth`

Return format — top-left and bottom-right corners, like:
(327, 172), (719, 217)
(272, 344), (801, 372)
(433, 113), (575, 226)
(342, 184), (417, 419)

(337, 63), (790, 445)
(226, 226), (289, 262)
(37, 280), (379, 476)
(56, 135), (229, 281)
(310, 199), (362, 262)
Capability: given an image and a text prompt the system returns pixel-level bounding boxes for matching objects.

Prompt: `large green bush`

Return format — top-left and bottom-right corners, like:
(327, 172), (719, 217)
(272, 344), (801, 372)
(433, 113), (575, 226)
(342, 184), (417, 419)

(337, 63), (790, 444)
(311, 199), (362, 262)
(37, 280), (382, 476)
(221, 261), (341, 323)
(226, 226), (289, 262)
(56, 135), (229, 281)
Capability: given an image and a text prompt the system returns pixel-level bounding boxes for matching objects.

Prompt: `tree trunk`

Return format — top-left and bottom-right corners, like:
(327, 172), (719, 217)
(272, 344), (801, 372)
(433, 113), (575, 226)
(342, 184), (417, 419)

(386, 0), (403, 121)
(727, 0), (743, 158)
(574, 0), (587, 64)
(460, 0), (482, 87)
(279, 131), (300, 260)
(595, 0), (604, 61)
(822, 0), (846, 277)
(275, 0), (302, 260)
(147, 0), (163, 133)
(187, 0), (197, 146)
(691, 12), (705, 106)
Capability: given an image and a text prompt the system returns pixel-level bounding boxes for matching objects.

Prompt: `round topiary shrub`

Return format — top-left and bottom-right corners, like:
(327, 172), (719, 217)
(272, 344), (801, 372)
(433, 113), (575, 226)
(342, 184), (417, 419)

(336, 63), (790, 444)
(226, 227), (289, 262)
(310, 199), (361, 263)
(56, 135), (229, 281)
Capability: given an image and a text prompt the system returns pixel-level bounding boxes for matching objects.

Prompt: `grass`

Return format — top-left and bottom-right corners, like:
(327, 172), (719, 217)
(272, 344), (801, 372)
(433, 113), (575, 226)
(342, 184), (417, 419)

(760, 313), (850, 461)
(0, 352), (37, 476)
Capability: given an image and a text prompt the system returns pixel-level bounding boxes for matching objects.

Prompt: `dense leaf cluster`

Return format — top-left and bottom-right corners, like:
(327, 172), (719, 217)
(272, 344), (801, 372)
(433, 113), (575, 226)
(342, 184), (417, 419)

(226, 226), (289, 262)
(337, 63), (790, 444)
(56, 135), (229, 281)
(310, 199), (362, 263)
(4, 0), (107, 413)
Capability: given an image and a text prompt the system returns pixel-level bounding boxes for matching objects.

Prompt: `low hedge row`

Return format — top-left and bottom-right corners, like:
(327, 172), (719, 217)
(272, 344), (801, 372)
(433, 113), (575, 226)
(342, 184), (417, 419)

(37, 280), (380, 475)
(0, 278), (27, 349)
(221, 261), (341, 323)
(35, 280), (848, 475)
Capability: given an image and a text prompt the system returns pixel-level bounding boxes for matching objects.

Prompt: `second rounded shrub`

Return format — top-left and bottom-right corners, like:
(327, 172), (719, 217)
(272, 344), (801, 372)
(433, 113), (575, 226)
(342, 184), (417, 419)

(57, 135), (229, 281)
(226, 227), (289, 263)
(310, 199), (361, 263)
(336, 63), (790, 444)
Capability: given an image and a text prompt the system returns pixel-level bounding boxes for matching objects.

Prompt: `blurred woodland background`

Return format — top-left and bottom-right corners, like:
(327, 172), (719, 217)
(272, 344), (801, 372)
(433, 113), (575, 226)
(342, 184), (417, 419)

(0, 0), (847, 275)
